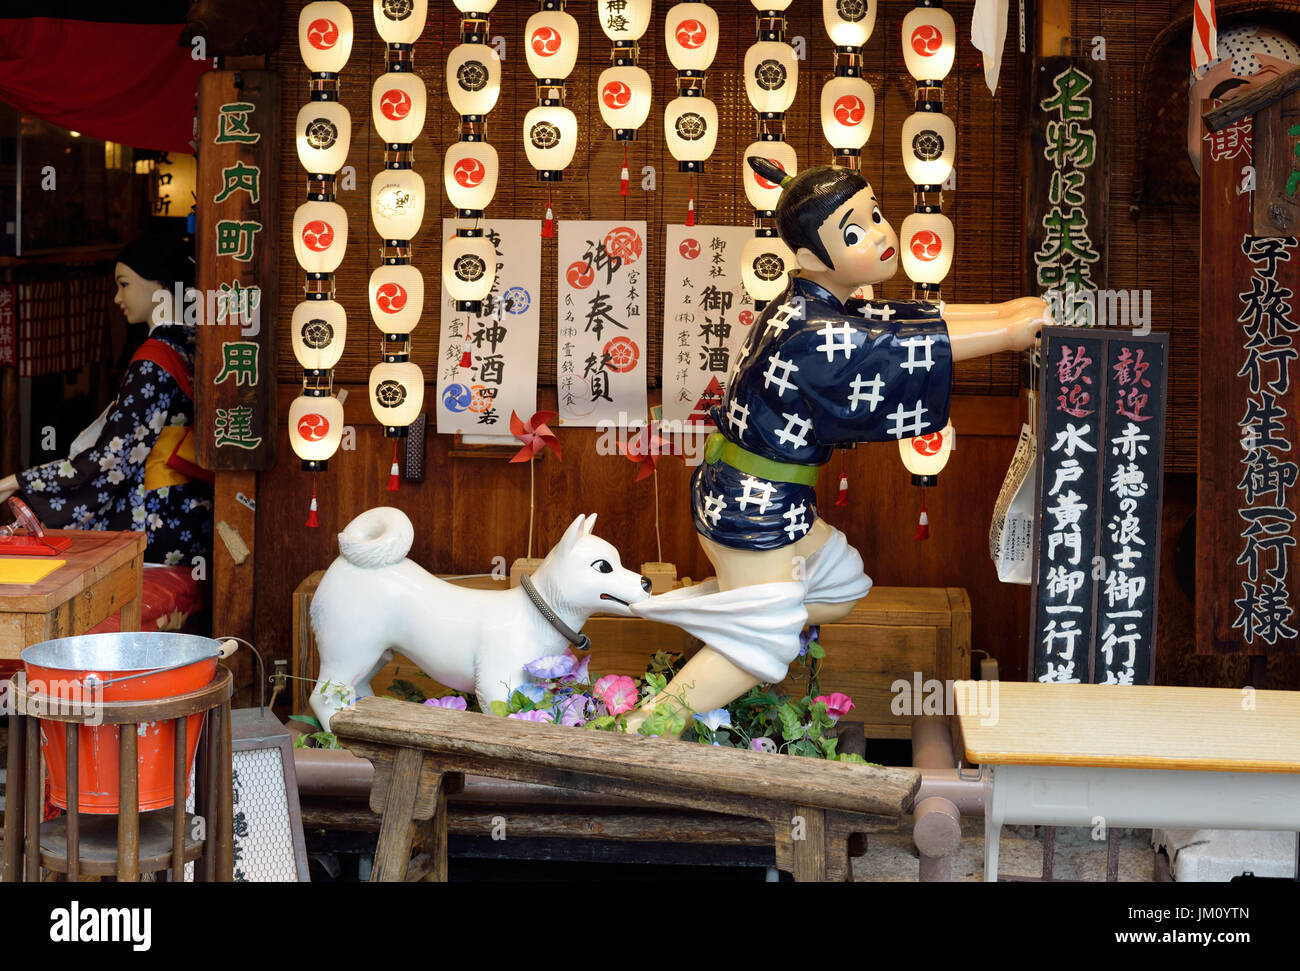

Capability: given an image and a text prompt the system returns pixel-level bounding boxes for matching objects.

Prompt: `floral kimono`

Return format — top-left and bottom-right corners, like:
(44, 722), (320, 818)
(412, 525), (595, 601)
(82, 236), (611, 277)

(16, 324), (213, 566)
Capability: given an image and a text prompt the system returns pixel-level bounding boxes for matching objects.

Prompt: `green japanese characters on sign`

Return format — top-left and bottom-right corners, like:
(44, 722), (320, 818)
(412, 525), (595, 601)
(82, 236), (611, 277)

(214, 341), (260, 387)
(214, 405), (263, 449)
(214, 161), (262, 205)
(216, 219), (263, 262)
(215, 102), (260, 145)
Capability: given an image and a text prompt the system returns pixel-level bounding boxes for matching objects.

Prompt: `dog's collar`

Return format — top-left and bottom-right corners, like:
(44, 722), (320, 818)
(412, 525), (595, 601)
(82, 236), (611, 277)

(520, 574), (591, 652)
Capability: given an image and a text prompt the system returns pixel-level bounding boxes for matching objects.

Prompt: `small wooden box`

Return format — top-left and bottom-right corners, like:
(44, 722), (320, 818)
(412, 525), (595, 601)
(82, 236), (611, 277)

(293, 573), (968, 740)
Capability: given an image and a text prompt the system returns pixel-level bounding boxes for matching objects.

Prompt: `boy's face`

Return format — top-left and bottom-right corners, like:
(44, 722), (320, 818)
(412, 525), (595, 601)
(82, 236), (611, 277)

(806, 183), (899, 287)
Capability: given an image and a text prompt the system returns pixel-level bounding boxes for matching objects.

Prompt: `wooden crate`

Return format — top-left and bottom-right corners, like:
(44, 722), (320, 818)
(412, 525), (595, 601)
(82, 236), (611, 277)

(293, 573), (969, 739)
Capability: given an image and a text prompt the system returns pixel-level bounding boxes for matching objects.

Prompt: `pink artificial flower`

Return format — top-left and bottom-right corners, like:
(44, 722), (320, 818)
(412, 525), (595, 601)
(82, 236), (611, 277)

(507, 709), (555, 723)
(813, 692), (855, 723)
(424, 695), (468, 711)
(594, 674), (638, 716)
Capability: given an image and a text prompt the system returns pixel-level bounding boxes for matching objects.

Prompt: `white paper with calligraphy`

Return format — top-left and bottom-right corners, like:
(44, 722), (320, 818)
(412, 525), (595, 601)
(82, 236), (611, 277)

(436, 219), (542, 436)
(661, 225), (758, 427)
(556, 220), (648, 427)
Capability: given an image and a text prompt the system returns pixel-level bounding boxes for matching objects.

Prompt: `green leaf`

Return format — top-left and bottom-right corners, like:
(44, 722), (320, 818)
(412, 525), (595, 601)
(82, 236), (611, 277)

(386, 679), (427, 703)
(288, 714), (322, 730)
(837, 753), (869, 765)
(820, 737), (839, 760)
(792, 739), (819, 758)
(292, 733), (309, 749)
(646, 672), (668, 696)
(585, 715), (617, 731)
(508, 690), (532, 712)
(777, 704), (805, 742)
(808, 642), (826, 659)
(489, 700), (510, 717)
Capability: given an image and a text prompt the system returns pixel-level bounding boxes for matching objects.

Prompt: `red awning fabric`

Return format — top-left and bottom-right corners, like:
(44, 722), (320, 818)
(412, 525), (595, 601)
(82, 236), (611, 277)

(0, 17), (210, 153)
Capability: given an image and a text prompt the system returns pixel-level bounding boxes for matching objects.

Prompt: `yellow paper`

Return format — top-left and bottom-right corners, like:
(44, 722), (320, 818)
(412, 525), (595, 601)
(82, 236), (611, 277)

(0, 558), (66, 585)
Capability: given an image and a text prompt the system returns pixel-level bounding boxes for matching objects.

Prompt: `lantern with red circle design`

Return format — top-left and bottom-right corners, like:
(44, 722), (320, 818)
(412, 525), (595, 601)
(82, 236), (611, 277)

(902, 1), (956, 83)
(526, 6), (580, 81)
(665, 3), (719, 72)
(598, 66), (652, 139)
(899, 204), (954, 292)
(742, 140), (797, 213)
(298, 1), (354, 75)
(368, 264), (424, 336)
(290, 390), (346, 470)
(444, 142), (499, 213)
(292, 202), (348, 275)
(820, 75), (875, 153)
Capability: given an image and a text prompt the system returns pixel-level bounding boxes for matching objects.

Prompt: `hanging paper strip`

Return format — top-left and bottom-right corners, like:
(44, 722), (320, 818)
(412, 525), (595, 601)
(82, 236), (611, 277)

(661, 224), (757, 427)
(556, 220), (648, 427)
(436, 219), (542, 436)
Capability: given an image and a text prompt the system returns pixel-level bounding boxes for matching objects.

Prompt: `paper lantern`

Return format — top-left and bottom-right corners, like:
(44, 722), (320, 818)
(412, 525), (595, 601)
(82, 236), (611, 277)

(901, 2), (956, 83)
(525, 9), (580, 81)
(371, 73), (427, 145)
(453, 0), (496, 10)
(741, 139), (797, 212)
(598, 0), (653, 41)
(295, 102), (352, 176)
(289, 391), (345, 467)
(370, 168), (425, 242)
(299, 1), (354, 74)
(368, 264), (424, 335)
(820, 75), (875, 150)
(899, 421), (954, 484)
(444, 141), (500, 212)
(446, 43), (502, 117)
(291, 299), (347, 371)
(597, 65), (653, 136)
(523, 104), (578, 178)
(741, 235), (796, 303)
(665, 3), (719, 72)
(899, 209), (954, 286)
(743, 42), (798, 115)
(292, 201), (348, 274)
(369, 359), (426, 431)
(664, 96), (718, 172)
(901, 104), (956, 188)
(823, 0), (877, 48)
(372, 0), (427, 45)
(751, 0), (794, 8)
(442, 233), (496, 311)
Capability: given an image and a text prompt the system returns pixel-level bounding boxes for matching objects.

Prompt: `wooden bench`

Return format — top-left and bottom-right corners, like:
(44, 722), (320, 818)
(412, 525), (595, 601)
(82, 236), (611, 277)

(954, 681), (1300, 882)
(330, 697), (921, 882)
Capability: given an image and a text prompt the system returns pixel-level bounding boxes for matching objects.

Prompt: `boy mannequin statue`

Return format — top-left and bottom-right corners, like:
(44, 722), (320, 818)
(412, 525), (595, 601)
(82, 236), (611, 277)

(626, 159), (1049, 731)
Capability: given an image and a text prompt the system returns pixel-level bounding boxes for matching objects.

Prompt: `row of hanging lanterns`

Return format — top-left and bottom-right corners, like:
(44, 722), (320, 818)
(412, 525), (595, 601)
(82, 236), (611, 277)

(596, 0), (653, 195)
(819, 0), (876, 166)
(290, 1), (354, 525)
(525, 0), (579, 237)
(664, 2), (720, 224)
(740, 1), (797, 308)
(368, 0), (429, 491)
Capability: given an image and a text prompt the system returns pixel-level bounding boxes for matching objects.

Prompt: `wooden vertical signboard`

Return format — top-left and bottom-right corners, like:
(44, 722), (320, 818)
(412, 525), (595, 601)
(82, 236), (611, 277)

(1030, 328), (1169, 684)
(1198, 98), (1299, 657)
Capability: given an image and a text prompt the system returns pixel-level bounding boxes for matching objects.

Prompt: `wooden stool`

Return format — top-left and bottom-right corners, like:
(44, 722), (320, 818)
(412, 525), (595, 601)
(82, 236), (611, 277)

(2, 668), (234, 882)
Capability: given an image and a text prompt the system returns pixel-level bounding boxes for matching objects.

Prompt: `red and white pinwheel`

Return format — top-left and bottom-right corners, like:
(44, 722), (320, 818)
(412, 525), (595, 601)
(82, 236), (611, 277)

(622, 423), (670, 482)
(509, 410), (562, 464)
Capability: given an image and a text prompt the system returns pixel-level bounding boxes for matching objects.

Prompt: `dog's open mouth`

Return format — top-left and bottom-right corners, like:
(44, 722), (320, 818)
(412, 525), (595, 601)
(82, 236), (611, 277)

(600, 593), (630, 607)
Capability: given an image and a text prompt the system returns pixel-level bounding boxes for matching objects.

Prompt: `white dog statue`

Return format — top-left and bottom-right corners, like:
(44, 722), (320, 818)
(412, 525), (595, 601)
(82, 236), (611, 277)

(309, 508), (651, 729)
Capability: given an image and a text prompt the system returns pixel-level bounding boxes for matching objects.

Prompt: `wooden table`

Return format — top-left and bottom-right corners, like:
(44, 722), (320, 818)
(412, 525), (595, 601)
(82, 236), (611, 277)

(332, 696), (921, 882)
(953, 680), (1300, 882)
(0, 530), (146, 672)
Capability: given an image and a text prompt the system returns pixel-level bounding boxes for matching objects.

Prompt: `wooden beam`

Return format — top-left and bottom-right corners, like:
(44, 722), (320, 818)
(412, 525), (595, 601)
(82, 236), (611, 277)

(1038, 0), (1071, 58)
(1203, 66), (1300, 132)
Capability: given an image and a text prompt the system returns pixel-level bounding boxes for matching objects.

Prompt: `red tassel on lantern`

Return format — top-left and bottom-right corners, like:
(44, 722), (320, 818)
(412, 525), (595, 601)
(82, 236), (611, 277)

(619, 145), (630, 197)
(685, 174), (696, 226)
(387, 441), (401, 492)
(306, 478), (319, 528)
(541, 186), (555, 238)
(459, 318), (473, 368)
(914, 489), (930, 541)
(835, 453), (849, 507)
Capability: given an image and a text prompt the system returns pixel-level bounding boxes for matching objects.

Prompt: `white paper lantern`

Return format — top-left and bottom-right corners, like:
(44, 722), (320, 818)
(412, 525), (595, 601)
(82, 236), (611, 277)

(598, 65), (653, 136)
(291, 299), (347, 371)
(751, 0), (794, 8)
(453, 0), (497, 10)
(664, 96), (718, 171)
(371, 72), (427, 144)
(899, 421), (954, 480)
(289, 391), (345, 465)
(665, 3), (719, 72)
(823, 0), (877, 48)
(820, 75), (875, 150)
(743, 42), (798, 115)
(370, 168), (425, 241)
(741, 235), (796, 302)
(525, 9), (580, 80)
(295, 102), (352, 176)
(292, 201), (348, 274)
(742, 139), (797, 211)
(524, 104), (578, 177)
(598, 0), (654, 41)
(900, 209), (954, 285)
(902, 3), (956, 82)
(901, 105), (956, 188)
(369, 264), (425, 335)
(442, 233), (496, 309)
(444, 141), (500, 211)
(446, 44), (502, 117)
(372, 0), (427, 45)
(299, 1), (354, 74)
(369, 359), (426, 430)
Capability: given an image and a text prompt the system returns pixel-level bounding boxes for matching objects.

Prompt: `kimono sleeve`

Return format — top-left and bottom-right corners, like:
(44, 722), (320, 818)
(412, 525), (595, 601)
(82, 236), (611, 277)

(16, 360), (174, 528)
(791, 301), (953, 446)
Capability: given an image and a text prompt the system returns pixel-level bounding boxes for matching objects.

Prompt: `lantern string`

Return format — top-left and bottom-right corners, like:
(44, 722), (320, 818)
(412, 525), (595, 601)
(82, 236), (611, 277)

(527, 454), (536, 560)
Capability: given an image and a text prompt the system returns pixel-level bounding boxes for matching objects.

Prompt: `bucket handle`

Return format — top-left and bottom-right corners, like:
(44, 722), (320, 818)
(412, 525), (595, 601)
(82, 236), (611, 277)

(81, 639), (239, 689)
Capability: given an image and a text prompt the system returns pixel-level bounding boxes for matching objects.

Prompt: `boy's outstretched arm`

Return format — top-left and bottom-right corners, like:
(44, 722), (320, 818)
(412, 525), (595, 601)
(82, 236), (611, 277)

(944, 296), (1052, 361)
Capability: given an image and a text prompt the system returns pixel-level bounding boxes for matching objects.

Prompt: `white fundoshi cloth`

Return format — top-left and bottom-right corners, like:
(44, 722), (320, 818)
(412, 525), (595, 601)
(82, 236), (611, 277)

(629, 526), (873, 684)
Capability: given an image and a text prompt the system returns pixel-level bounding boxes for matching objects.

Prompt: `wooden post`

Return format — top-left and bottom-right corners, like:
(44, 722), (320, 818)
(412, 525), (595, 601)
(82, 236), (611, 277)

(117, 726), (139, 882)
(3, 710), (26, 881)
(790, 806), (828, 882)
(1038, 0), (1071, 57)
(371, 747), (428, 882)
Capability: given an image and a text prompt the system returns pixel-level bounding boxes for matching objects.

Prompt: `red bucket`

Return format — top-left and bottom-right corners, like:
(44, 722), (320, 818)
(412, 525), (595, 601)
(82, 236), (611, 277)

(20, 633), (222, 814)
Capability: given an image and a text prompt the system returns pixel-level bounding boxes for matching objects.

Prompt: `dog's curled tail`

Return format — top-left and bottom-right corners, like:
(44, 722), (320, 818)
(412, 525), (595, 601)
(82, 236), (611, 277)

(336, 506), (415, 569)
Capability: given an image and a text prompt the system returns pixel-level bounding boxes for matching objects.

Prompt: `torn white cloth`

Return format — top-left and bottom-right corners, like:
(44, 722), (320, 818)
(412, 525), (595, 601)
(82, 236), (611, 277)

(629, 525), (873, 684)
(971, 0), (1009, 95)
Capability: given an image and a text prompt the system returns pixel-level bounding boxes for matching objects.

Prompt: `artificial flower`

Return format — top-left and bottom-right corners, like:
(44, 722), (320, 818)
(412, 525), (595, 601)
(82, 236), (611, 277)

(799, 625), (821, 658)
(507, 709), (555, 723)
(813, 692), (855, 723)
(424, 695), (468, 711)
(516, 683), (547, 704)
(556, 693), (592, 727)
(594, 674), (638, 716)
(524, 654), (576, 679)
(693, 708), (732, 732)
